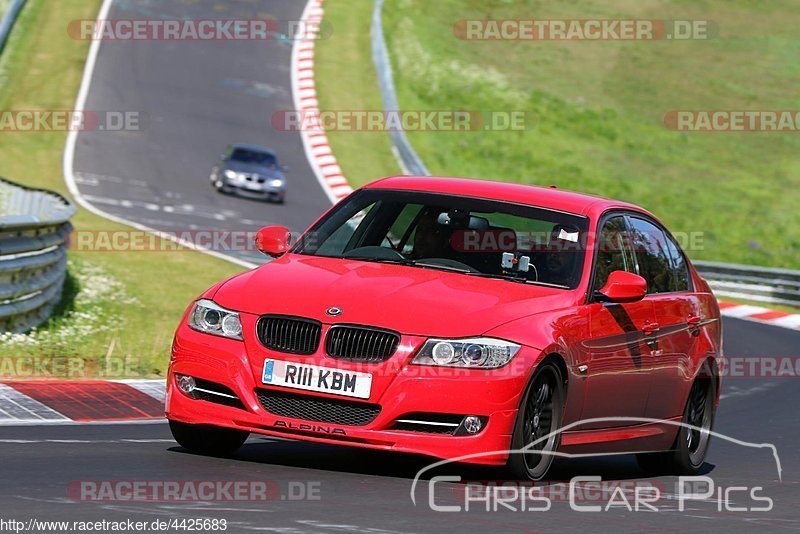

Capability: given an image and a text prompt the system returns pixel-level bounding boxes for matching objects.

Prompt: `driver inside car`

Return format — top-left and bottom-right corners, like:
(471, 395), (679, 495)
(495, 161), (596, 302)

(411, 210), (454, 260)
(539, 225), (581, 287)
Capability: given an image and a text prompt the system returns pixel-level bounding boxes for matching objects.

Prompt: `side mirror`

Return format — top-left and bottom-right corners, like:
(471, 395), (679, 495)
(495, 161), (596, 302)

(255, 226), (291, 258)
(281, 164), (289, 172)
(596, 270), (647, 303)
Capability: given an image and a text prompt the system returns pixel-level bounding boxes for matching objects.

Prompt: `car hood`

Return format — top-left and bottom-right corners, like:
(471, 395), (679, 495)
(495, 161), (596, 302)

(223, 162), (284, 180)
(212, 254), (572, 338)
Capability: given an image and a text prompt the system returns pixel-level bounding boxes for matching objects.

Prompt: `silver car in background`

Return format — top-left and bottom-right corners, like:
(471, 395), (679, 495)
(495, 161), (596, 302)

(210, 144), (287, 203)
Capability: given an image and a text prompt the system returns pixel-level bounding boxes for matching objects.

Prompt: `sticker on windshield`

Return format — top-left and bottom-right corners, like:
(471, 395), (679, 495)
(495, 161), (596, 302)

(558, 228), (579, 242)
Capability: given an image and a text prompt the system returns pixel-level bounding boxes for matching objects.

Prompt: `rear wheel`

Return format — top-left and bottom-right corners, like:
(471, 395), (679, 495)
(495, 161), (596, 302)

(169, 420), (249, 456)
(637, 376), (716, 475)
(507, 364), (564, 481)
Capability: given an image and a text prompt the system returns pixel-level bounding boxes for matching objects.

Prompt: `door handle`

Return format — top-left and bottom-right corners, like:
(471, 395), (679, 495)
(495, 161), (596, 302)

(688, 314), (702, 336)
(642, 322), (660, 336)
(643, 321), (660, 350)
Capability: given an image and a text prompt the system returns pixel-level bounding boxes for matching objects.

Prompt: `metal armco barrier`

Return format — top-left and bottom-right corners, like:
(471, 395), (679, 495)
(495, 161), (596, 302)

(0, 177), (75, 332)
(694, 260), (800, 307)
(0, 0), (26, 55)
(371, 0), (430, 177)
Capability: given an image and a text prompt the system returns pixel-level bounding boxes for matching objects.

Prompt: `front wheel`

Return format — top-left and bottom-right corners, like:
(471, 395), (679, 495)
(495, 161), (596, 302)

(169, 420), (249, 456)
(507, 363), (565, 481)
(637, 376), (716, 475)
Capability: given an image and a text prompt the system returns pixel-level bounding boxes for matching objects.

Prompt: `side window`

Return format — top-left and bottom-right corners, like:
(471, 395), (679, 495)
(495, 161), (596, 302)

(315, 203), (378, 256)
(594, 216), (635, 290)
(664, 233), (691, 292)
(628, 217), (672, 294)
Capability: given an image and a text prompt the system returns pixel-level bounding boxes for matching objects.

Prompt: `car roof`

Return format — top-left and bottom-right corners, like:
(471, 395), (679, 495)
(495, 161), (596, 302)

(364, 175), (651, 219)
(230, 144), (276, 155)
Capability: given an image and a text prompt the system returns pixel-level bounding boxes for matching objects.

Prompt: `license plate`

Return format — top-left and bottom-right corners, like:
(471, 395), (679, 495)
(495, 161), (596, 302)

(262, 360), (372, 399)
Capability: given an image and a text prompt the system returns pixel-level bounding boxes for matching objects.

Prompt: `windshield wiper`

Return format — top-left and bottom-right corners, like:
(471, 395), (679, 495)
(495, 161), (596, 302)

(464, 272), (569, 288)
(412, 261), (473, 273)
(345, 256), (471, 274)
(344, 256), (415, 266)
(464, 272), (531, 284)
(344, 256), (567, 286)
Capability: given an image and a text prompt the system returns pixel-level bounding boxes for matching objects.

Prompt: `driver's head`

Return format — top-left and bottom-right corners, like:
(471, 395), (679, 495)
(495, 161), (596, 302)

(413, 210), (451, 259)
(543, 225), (579, 282)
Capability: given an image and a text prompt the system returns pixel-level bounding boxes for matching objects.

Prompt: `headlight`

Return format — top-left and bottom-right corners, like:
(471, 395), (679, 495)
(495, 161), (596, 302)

(223, 170), (238, 179)
(188, 299), (243, 340)
(269, 178), (284, 187)
(412, 337), (520, 369)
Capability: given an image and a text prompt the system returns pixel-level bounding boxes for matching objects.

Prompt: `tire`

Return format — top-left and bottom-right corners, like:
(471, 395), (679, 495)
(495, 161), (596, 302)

(636, 375), (716, 476)
(169, 420), (249, 456)
(507, 363), (565, 481)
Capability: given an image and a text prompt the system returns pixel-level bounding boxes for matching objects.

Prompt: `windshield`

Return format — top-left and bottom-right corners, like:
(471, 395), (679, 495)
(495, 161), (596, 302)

(293, 189), (589, 289)
(229, 148), (277, 166)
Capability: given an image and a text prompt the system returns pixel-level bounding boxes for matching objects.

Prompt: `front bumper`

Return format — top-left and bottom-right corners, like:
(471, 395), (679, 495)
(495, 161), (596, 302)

(166, 323), (536, 466)
(215, 173), (286, 199)
(227, 182), (285, 200)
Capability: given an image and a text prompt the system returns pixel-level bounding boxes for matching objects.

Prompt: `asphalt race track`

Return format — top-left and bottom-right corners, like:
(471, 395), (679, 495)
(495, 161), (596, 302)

(1, 318), (798, 531)
(32, 0), (800, 531)
(72, 0), (331, 264)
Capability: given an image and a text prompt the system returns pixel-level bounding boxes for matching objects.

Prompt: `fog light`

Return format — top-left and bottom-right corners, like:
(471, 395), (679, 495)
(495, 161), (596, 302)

(177, 374), (196, 394)
(462, 415), (483, 434)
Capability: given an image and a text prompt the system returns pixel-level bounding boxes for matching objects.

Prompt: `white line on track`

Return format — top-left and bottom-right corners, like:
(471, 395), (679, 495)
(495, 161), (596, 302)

(0, 439), (175, 444)
(0, 418), (167, 427)
(62, 0), (256, 270)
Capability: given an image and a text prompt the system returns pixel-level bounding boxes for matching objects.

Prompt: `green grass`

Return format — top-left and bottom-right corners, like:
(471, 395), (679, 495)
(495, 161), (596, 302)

(317, 0), (800, 270)
(314, 0), (401, 183)
(0, 0), (241, 377)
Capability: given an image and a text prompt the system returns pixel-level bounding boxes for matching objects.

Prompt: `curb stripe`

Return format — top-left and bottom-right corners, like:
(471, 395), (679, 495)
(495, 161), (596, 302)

(0, 384), (69, 422)
(718, 301), (800, 330)
(291, 0), (353, 203)
(4, 381), (164, 422)
(117, 379), (167, 403)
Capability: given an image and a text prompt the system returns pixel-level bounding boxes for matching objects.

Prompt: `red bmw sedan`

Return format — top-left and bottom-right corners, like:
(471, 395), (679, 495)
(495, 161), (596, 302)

(166, 176), (722, 480)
